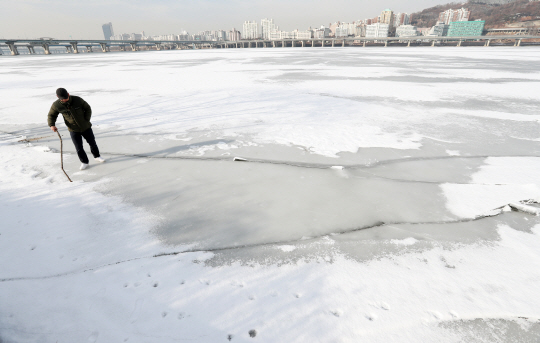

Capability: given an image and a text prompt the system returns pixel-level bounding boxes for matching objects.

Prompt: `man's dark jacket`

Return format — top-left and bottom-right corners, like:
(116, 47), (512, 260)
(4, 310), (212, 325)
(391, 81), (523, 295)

(47, 96), (92, 132)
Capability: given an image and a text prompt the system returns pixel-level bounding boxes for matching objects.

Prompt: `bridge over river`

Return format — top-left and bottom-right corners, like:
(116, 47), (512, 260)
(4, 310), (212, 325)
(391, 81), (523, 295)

(1, 35), (538, 56)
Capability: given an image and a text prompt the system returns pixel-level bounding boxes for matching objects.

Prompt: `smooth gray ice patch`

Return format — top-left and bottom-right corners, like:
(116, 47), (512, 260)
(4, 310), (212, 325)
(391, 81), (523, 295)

(439, 317), (540, 343)
(268, 72), (529, 84)
(352, 157), (486, 184)
(6, 125), (540, 255)
(204, 212), (540, 266)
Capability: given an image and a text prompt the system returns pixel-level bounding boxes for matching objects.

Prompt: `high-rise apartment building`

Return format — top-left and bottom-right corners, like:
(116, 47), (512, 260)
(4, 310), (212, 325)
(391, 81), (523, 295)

(229, 28), (241, 41)
(243, 21), (259, 39)
(102, 22), (114, 40)
(438, 8), (471, 25)
(261, 19), (277, 39)
(380, 9), (395, 29)
(393, 13), (410, 27)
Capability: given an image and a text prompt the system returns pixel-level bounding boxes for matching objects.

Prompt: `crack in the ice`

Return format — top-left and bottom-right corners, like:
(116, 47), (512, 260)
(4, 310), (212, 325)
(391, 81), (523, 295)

(0, 210), (506, 283)
(3, 129), (540, 173)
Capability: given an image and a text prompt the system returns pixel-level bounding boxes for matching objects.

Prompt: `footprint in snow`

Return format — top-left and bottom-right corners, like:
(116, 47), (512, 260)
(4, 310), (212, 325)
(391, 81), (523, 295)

(330, 310), (343, 317)
(153, 282), (159, 288)
(366, 313), (377, 321)
(178, 312), (186, 320)
(227, 334), (234, 341)
(123, 283), (129, 288)
(381, 302), (390, 310)
(429, 311), (443, 320)
(249, 330), (257, 338)
(162, 312), (167, 318)
(294, 293), (302, 298)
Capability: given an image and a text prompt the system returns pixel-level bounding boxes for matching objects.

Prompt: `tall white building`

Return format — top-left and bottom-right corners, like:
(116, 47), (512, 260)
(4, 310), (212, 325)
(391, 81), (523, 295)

(394, 13), (411, 27)
(243, 21), (259, 39)
(438, 8), (470, 25)
(365, 23), (390, 38)
(229, 28), (241, 41)
(261, 18), (278, 39)
(215, 30), (227, 41)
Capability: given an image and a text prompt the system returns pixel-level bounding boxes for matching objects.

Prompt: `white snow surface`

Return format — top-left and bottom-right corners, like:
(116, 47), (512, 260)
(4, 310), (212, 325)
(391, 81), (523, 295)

(2, 48), (540, 342)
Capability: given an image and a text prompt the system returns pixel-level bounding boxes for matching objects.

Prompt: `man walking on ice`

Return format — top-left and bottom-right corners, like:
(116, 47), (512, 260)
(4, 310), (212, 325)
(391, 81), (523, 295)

(48, 88), (105, 170)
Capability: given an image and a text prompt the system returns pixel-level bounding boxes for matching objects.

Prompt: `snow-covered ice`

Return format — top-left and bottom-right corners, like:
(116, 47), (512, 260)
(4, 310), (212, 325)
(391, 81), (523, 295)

(1, 47), (540, 342)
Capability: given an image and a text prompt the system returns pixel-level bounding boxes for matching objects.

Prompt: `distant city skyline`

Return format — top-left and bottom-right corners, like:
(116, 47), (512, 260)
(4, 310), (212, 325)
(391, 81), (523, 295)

(1, 0), (452, 39)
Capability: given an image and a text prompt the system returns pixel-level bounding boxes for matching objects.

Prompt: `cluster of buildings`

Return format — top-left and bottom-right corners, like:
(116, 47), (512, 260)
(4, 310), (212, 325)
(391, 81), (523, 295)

(241, 7), (485, 41)
(395, 8), (484, 39)
(101, 7), (486, 44)
(101, 22), (236, 42)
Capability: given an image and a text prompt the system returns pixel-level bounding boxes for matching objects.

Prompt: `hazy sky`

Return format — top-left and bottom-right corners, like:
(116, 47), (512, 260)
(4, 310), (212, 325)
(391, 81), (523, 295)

(1, 0), (452, 39)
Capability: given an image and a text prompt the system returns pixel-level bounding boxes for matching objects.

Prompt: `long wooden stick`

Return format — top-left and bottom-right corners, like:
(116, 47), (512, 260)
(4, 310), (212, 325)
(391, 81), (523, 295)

(57, 131), (73, 182)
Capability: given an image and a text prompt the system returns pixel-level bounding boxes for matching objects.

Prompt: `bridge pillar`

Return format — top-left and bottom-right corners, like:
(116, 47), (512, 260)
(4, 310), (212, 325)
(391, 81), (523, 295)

(291, 40), (295, 47)
(363, 41), (366, 47)
(26, 46), (35, 54)
(235, 42), (238, 48)
(42, 43), (51, 54)
(155, 43), (161, 51)
(100, 43), (109, 52)
(301, 41), (305, 47)
(342, 40), (345, 47)
(515, 39), (522, 47)
(130, 43), (138, 51)
(484, 39), (490, 47)
(85, 46), (93, 52)
(431, 40), (435, 47)
(384, 41), (388, 47)
(457, 40), (462, 47)
(331, 40), (335, 47)
(6, 42), (19, 55)
(69, 42), (79, 53)
(407, 41), (411, 47)
(282, 40), (285, 48)
(65, 46), (72, 53)
(321, 40), (324, 47)
(273, 41), (276, 48)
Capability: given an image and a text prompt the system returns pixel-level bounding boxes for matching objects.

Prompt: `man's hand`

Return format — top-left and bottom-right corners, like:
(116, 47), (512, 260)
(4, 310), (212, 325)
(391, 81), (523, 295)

(50, 126), (58, 132)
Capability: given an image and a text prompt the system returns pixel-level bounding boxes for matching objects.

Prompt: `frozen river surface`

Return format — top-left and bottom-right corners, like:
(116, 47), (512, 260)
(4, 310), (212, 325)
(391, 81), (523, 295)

(1, 47), (540, 342)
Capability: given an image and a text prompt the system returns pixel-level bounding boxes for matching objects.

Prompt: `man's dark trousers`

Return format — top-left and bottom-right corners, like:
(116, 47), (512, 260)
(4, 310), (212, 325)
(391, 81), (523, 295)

(70, 128), (100, 164)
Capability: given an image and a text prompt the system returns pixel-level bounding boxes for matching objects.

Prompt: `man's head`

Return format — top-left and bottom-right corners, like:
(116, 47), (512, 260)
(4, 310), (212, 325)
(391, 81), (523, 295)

(56, 88), (70, 102)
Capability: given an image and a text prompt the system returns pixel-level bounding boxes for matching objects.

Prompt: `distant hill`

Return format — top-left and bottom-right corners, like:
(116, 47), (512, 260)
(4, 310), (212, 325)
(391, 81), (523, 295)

(410, 0), (540, 28)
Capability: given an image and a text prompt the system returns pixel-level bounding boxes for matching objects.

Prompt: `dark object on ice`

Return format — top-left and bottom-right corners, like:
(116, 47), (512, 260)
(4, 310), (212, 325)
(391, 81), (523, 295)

(56, 88), (69, 99)
(233, 157), (247, 162)
(248, 330), (257, 338)
(227, 334), (233, 341)
(57, 130), (72, 182)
